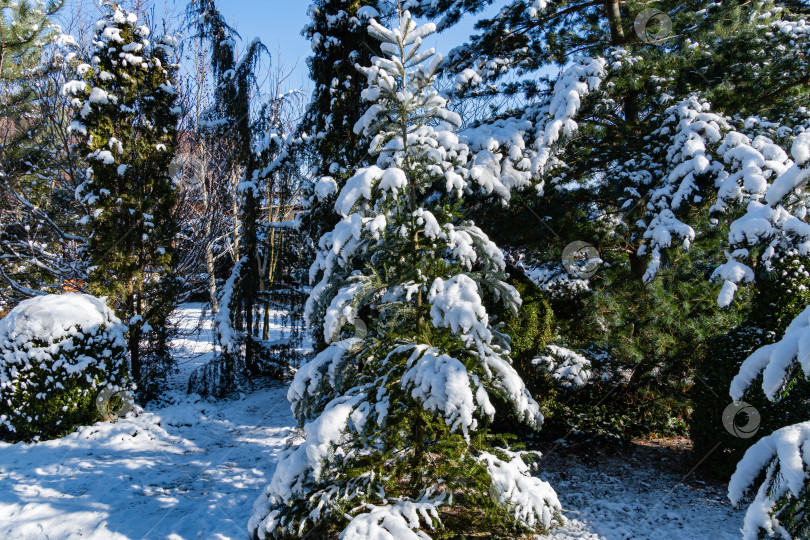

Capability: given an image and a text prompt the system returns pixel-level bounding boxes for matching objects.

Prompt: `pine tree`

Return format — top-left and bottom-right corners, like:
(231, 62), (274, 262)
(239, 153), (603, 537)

(720, 132), (810, 539)
(0, 0), (78, 305)
(397, 0), (810, 438)
(0, 0), (63, 84)
(65, 3), (181, 393)
(250, 12), (561, 538)
(438, 0), (810, 281)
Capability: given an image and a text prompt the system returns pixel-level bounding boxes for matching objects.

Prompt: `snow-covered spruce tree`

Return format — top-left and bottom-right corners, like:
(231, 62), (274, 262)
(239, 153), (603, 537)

(249, 12), (561, 539)
(400, 0), (494, 31)
(65, 4), (181, 393)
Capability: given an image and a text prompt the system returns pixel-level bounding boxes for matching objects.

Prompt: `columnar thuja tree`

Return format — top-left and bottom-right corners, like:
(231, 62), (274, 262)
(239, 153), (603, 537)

(250, 12), (561, 539)
(301, 0), (385, 183)
(65, 4), (181, 392)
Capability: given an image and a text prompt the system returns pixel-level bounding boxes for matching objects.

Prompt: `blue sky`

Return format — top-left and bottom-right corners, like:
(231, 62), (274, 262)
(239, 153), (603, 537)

(204, 1), (504, 94)
(59, 1), (505, 95)
(56, 0), (315, 90)
(218, 0), (314, 91)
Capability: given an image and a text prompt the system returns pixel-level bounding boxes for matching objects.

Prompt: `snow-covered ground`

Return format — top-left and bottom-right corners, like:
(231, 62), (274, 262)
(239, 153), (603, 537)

(538, 439), (745, 539)
(0, 303), (297, 540)
(0, 304), (746, 539)
(0, 385), (293, 539)
(165, 302), (219, 391)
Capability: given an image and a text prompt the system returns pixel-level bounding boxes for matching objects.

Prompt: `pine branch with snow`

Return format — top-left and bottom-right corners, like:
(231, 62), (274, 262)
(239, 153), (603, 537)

(717, 131), (810, 539)
(713, 132), (810, 307)
(637, 97), (727, 281)
(727, 305), (810, 539)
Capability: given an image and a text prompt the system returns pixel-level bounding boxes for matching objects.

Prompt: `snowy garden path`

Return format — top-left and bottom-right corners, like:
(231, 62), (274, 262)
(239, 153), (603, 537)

(0, 304), (296, 540)
(0, 305), (746, 539)
(0, 384), (294, 540)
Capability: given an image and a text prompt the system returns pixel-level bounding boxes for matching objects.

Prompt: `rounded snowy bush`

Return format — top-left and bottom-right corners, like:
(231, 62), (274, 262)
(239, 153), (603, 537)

(0, 293), (129, 441)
